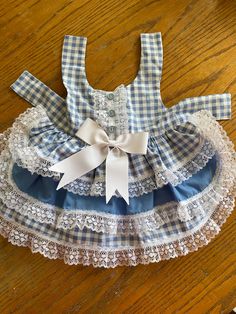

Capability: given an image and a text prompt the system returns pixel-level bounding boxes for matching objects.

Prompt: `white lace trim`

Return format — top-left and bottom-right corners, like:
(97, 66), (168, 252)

(0, 110), (235, 234)
(6, 105), (218, 197)
(0, 129), (12, 152)
(152, 139), (215, 186)
(0, 190), (234, 268)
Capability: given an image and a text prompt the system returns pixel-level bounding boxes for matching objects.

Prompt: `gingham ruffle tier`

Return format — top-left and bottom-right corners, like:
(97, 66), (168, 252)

(6, 104), (221, 198)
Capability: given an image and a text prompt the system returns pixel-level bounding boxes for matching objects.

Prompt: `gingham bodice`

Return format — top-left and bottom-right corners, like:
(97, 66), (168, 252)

(61, 33), (166, 138)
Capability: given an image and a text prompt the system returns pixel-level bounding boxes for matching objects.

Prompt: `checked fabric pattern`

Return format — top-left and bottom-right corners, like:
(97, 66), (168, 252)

(0, 32), (235, 268)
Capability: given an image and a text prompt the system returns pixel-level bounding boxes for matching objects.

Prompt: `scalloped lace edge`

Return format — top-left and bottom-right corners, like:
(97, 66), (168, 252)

(5, 105), (218, 197)
(0, 190), (234, 268)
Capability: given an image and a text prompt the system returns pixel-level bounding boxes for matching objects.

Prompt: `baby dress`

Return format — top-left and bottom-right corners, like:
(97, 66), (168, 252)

(0, 32), (235, 268)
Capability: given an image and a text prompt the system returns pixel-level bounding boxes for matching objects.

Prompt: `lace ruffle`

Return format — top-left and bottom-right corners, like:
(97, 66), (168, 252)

(0, 190), (234, 268)
(7, 105), (218, 197)
(0, 129), (11, 152)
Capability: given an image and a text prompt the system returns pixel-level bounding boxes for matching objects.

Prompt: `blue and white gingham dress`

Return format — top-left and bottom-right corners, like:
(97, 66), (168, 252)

(0, 32), (235, 268)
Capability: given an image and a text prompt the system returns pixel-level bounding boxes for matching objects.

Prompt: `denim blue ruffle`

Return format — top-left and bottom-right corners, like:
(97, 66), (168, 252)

(11, 155), (217, 216)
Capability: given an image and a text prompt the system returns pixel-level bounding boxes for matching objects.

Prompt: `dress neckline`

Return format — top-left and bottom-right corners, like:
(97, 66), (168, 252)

(80, 32), (161, 94)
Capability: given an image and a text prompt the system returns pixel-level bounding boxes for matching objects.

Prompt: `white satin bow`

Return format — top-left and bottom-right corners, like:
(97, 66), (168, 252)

(49, 118), (149, 204)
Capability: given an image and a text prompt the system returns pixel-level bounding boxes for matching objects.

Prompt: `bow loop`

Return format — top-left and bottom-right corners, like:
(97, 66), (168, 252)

(49, 118), (149, 204)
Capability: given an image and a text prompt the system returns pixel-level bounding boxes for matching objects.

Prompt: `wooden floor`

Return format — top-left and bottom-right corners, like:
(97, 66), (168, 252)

(0, 0), (236, 313)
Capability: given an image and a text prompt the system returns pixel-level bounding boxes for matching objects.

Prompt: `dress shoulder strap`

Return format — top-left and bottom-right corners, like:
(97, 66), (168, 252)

(139, 32), (163, 83)
(127, 33), (166, 132)
(61, 35), (87, 92)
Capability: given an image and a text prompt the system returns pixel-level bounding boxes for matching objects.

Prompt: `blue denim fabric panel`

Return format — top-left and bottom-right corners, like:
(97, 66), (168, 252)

(11, 155), (217, 215)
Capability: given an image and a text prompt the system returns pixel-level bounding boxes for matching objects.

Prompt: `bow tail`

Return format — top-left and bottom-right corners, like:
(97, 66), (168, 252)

(106, 148), (129, 205)
(49, 143), (108, 190)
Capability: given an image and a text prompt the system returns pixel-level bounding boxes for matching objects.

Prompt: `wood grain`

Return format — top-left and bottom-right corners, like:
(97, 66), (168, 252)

(0, 0), (236, 313)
